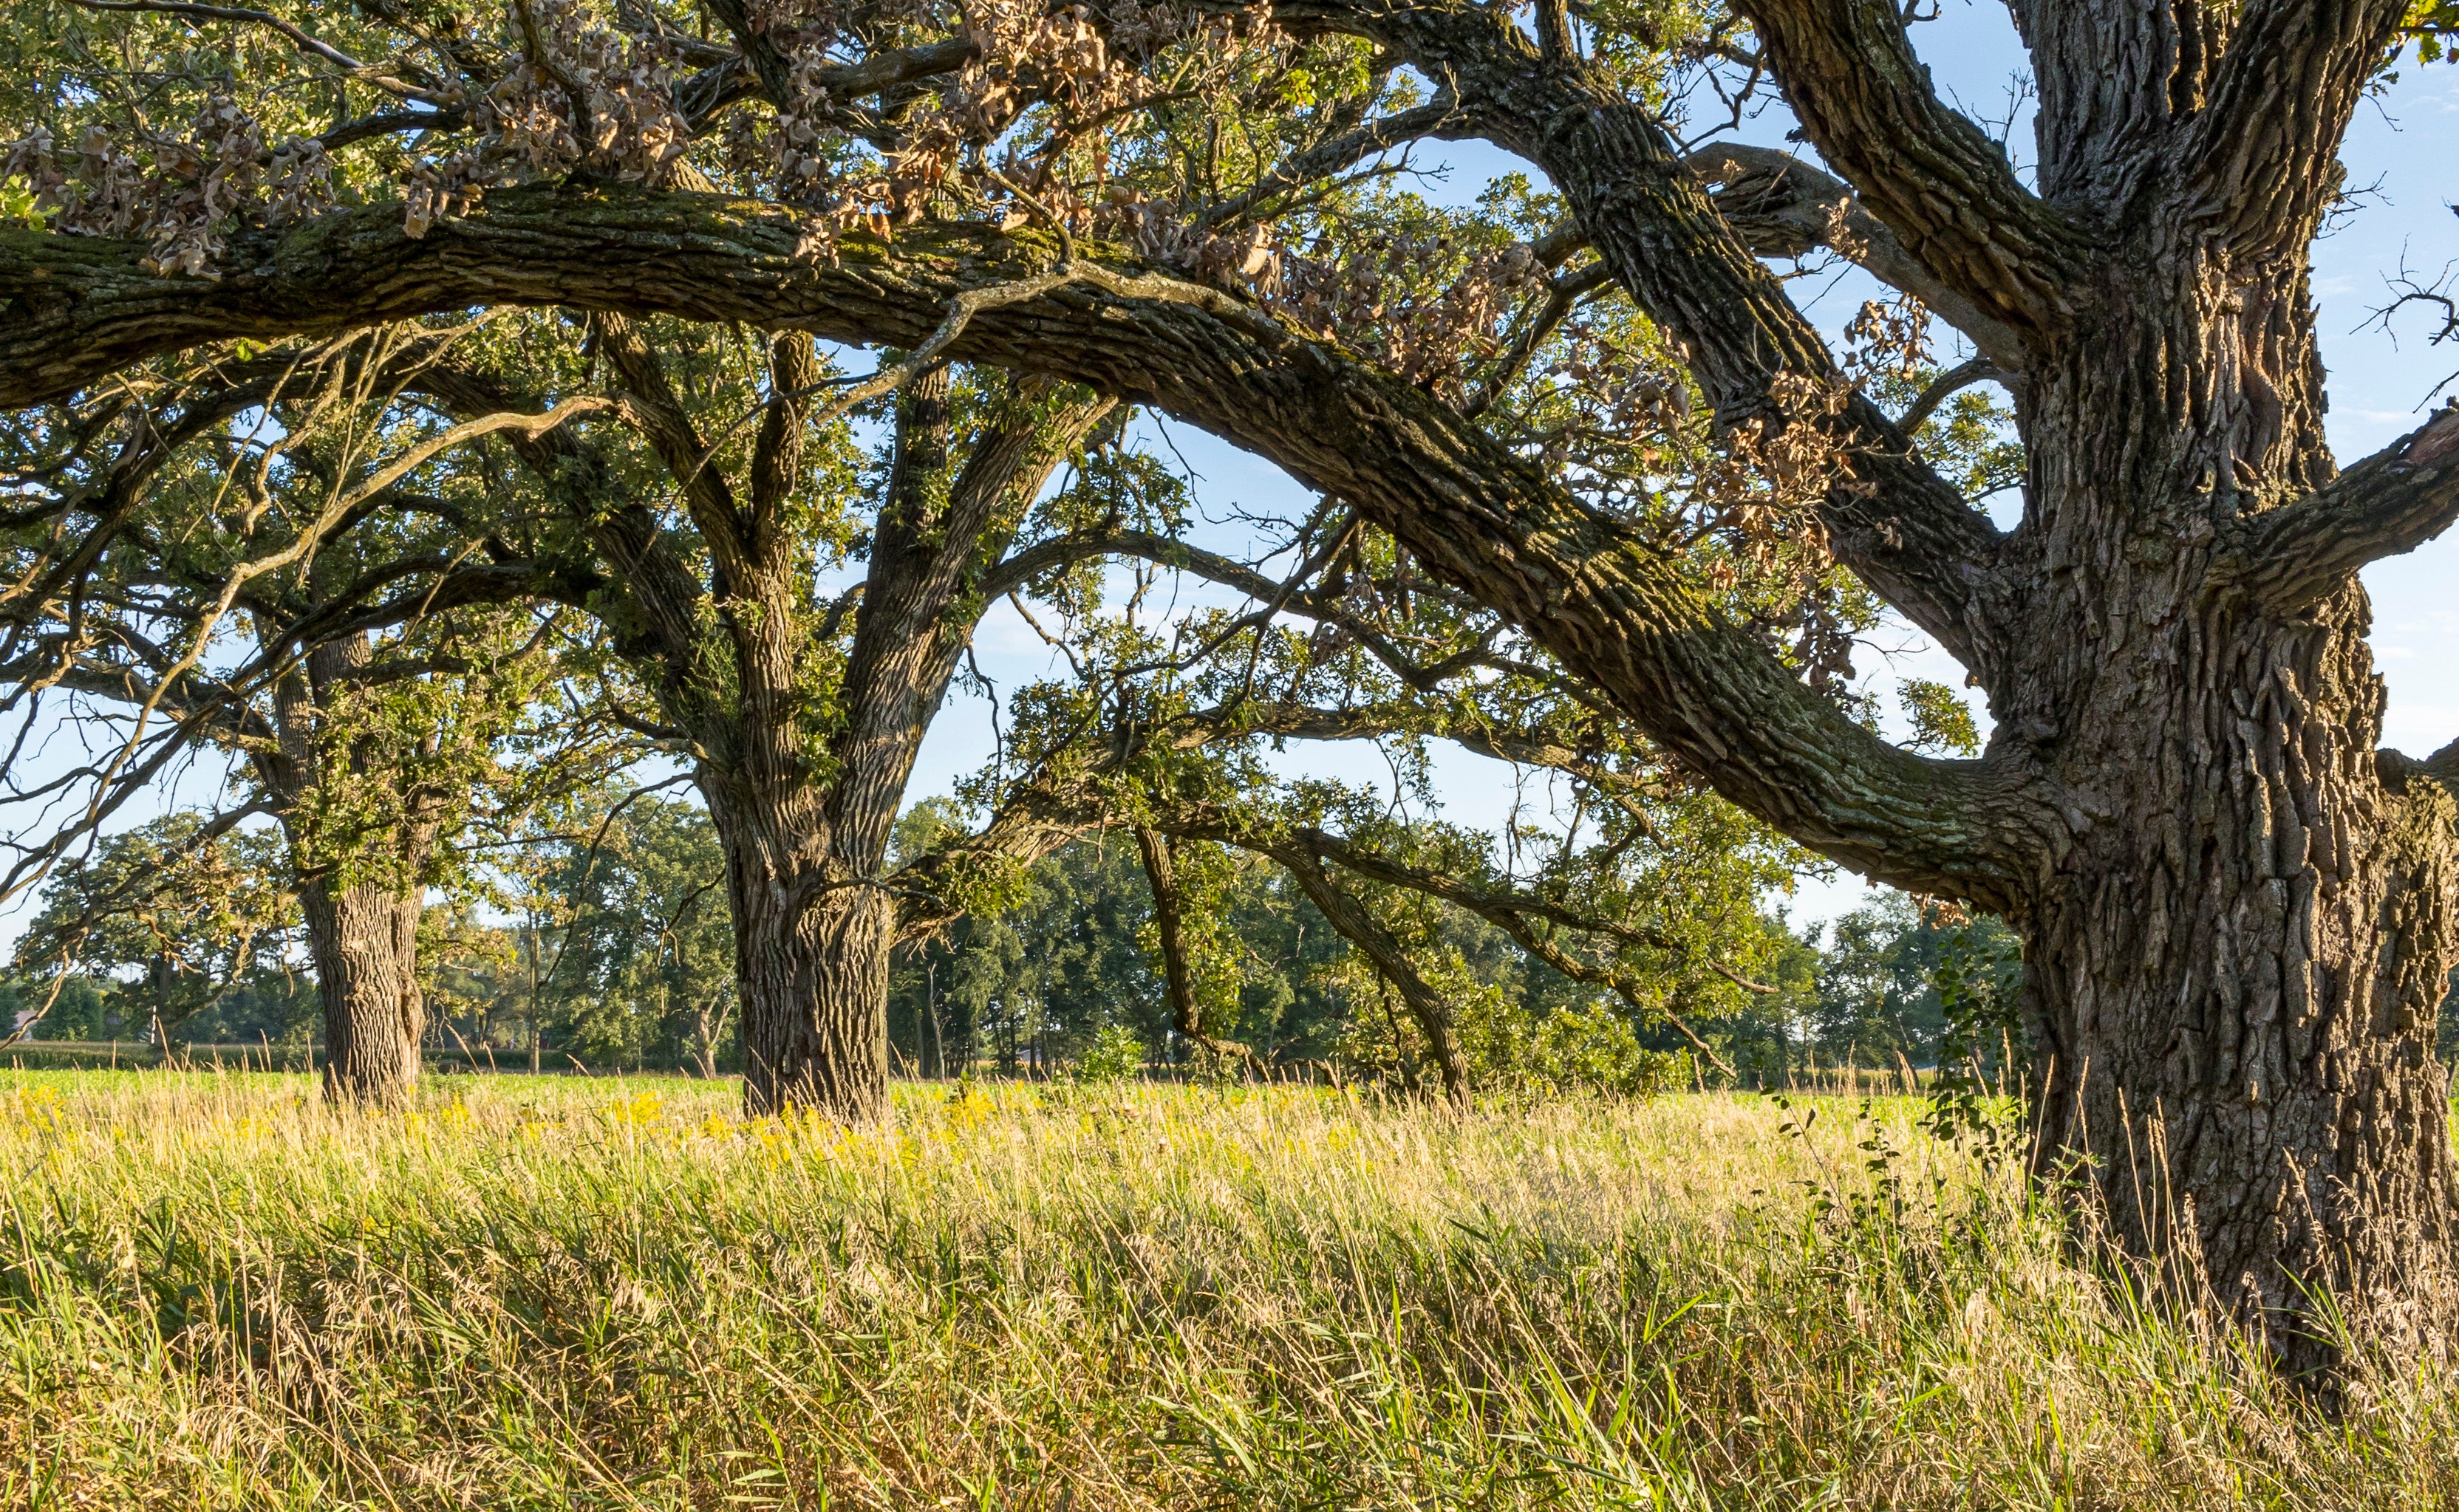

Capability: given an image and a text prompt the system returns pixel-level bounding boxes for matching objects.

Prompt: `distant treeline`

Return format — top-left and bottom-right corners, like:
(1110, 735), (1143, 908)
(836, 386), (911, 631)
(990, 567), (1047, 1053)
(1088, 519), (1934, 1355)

(19, 796), (2459, 1092)
(2, 796), (2046, 1089)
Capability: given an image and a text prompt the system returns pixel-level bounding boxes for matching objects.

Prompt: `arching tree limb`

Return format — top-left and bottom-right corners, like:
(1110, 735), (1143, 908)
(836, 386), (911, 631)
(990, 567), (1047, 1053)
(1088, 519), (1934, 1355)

(0, 194), (2063, 906)
(1261, 0), (2021, 683)
(1279, 846), (1469, 1106)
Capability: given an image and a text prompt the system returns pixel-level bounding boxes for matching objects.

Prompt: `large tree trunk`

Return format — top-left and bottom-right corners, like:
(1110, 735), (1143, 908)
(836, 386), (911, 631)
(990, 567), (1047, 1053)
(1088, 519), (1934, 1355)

(684, 362), (959, 1124)
(689, 366), (1108, 1122)
(301, 876), (425, 1108)
(726, 846), (896, 1120)
(2007, 254), (2459, 1372)
(259, 635), (440, 1110)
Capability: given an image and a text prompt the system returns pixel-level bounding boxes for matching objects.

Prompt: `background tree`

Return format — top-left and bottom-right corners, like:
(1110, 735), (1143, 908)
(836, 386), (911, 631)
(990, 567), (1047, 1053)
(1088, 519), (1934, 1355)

(398, 320), (1136, 1116)
(468, 788), (739, 1075)
(10, 812), (302, 1049)
(0, 332), (632, 1103)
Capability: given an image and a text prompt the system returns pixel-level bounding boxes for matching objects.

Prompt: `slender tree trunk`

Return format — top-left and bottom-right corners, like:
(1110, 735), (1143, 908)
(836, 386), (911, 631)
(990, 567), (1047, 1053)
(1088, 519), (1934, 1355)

(1134, 827), (1258, 1070)
(302, 876), (425, 1108)
(927, 962), (944, 1079)
(1283, 849), (1469, 1106)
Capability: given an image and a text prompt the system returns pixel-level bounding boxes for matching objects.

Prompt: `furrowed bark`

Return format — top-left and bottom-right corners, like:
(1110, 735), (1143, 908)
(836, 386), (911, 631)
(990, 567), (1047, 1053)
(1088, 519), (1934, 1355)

(300, 874), (425, 1108)
(2179, 1), (2411, 255)
(719, 787), (898, 1120)
(433, 343), (1108, 1118)
(13, 0), (2456, 1370)
(2214, 406), (2459, 614)
(1733, 0), (2090, 337)
(1274, 0), (2459, 1373)
(1986, 1), (2459, 1370)
(2008, 0), (2225, 204)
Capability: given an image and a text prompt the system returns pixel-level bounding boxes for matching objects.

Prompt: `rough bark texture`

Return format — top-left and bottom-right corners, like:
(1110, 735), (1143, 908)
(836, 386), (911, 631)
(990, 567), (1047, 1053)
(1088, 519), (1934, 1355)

(1239, 0), (2459, 1371)
(299, 875), (425, 1108)
(721, 790), (898, 1120)
(1731, 0), (2459, 1369)
(706, 369), (1109, 1119)
(2007, 237), (2459, 1362)
(689, 359), (966, 1122)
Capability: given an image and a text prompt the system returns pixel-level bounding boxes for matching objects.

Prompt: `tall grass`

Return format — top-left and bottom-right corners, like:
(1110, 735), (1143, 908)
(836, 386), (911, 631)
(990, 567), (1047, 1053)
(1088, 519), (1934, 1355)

(1, 1070), (2451, 1508)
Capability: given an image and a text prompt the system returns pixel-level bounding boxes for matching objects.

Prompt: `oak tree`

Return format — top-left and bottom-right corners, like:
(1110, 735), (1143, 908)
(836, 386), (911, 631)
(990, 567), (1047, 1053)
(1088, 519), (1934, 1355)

(11, 0), (2459, 1365)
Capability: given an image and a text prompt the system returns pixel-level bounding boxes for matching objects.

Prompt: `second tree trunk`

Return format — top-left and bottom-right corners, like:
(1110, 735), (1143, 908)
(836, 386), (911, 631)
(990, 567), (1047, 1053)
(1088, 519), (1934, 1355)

(302, 878), (425, 1108)
(729, 870), (896, 1121)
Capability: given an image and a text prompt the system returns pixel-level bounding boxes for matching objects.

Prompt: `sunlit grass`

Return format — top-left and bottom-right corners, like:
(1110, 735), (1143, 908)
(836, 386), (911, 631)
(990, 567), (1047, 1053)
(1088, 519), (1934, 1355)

(1, 1068), (2452, 1508)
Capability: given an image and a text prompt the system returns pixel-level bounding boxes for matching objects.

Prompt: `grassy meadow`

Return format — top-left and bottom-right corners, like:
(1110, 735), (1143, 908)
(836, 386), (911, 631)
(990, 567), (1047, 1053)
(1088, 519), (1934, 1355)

(2, 1070), (2454, 1509)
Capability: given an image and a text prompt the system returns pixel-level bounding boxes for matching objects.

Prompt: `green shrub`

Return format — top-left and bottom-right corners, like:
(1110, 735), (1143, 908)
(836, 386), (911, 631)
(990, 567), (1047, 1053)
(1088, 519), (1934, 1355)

(1070, 1023), (1146, 1087)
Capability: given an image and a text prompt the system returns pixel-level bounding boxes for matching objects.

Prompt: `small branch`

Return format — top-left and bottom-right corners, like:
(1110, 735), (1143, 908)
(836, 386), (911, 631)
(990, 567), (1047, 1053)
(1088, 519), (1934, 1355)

(1195, 100), (1463, 233)
(69, 0), (369, 70)
(1896, 355), (2008, 433)
(1280, 847), (1470, 1107)
(1465, 261), (1612, 419)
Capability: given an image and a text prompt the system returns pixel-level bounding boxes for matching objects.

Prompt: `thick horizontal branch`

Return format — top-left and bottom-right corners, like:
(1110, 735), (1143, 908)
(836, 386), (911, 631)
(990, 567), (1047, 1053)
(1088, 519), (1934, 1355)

(2213, 406), (2459, 613)
(0, 185), (2061, 905)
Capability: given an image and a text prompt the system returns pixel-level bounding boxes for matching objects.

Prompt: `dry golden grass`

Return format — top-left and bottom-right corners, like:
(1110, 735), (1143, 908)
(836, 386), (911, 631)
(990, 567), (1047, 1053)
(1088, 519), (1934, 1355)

(0, 1069), (2451, 1508)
